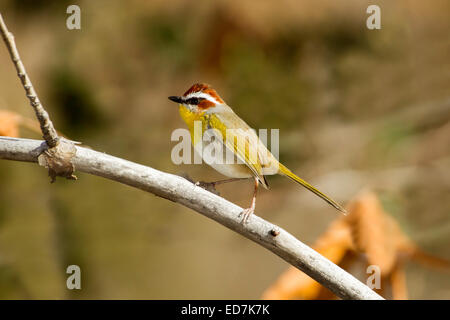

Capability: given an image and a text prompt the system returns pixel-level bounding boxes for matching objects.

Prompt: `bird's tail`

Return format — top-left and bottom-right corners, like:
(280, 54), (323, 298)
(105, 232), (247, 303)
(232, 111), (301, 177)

(278, 163), (347, 214)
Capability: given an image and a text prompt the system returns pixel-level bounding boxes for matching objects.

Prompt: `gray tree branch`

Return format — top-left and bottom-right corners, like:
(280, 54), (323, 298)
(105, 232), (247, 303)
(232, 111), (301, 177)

(0, 136), (383, 300)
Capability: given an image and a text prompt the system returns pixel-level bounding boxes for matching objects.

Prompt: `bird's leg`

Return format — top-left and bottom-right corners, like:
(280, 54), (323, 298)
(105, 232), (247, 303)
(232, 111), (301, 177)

(208, 177), (250, 186)
(239, 177), (259, 224)
(195, 177), (250, 194)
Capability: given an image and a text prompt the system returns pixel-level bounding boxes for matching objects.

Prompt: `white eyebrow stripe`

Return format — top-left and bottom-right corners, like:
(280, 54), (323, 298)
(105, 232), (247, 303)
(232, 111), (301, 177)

(185, 92), (220, 104)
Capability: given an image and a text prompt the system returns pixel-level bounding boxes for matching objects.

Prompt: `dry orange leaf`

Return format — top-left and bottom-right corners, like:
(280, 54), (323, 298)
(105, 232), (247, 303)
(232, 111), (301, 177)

(345, 192), (410, 275)
(0, 110), (21, 137)
(390, 263), (408, 300)
(0, 109), (51, 138)
(262, 190), (449, 300)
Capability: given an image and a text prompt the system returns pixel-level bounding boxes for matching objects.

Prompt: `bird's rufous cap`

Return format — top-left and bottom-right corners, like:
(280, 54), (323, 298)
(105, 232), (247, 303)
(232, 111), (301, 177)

(183, 83), (224, 104)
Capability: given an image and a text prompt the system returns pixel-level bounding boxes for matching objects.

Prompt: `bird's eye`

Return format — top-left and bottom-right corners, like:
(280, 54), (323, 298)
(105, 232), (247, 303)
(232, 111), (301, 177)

(187, 97), (204, 105)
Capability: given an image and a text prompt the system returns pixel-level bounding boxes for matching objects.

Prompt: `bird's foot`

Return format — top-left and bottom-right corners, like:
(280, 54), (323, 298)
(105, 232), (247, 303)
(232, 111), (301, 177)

(195, 181), (220, 195)
(239, 207), (254, 224)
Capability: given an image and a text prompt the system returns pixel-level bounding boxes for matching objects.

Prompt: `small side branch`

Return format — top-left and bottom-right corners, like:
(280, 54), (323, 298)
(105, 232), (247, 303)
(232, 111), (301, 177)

(0, 13), (59, 148)
(0, 137), (383, 300)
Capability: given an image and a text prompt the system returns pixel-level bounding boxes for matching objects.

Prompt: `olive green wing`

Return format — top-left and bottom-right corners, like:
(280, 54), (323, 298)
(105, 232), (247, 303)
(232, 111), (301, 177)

(206, 111), (268, 187)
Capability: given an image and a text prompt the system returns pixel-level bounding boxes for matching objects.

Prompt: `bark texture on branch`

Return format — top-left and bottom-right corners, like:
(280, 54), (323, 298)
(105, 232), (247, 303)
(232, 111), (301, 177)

(0, 137), (383, 300)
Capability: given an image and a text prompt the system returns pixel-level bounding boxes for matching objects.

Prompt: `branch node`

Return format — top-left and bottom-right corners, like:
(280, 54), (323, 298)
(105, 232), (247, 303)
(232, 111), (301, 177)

(270, 229), (280, 237)
(37, 138), (77, 183)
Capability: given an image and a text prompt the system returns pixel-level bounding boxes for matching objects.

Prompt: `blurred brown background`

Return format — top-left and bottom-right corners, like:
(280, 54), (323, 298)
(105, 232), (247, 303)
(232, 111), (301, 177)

(0, 0), (449, 299)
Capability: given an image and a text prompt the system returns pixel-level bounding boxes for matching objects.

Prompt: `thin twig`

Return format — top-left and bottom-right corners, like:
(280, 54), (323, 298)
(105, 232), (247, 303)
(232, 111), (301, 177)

(0, 13), (59, 147)
(0, 137), (383, 300)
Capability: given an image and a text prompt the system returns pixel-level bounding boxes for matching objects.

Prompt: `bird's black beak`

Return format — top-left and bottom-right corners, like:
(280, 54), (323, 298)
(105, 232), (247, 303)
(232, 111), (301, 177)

(168, 96), (183, 104)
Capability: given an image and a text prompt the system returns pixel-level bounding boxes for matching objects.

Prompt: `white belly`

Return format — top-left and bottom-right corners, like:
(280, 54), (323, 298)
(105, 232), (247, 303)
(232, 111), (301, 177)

(208, 161), (253, 178)
(193, 138), (253, 178)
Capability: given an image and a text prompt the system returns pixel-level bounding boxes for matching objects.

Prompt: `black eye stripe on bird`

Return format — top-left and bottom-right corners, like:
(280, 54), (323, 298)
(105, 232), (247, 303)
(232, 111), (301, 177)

(185, 97), (205, 105)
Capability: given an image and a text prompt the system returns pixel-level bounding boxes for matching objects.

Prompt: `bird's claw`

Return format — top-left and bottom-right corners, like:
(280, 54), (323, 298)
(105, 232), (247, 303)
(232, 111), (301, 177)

(195, 181), (220, 196)
(239, 207), (254, 224)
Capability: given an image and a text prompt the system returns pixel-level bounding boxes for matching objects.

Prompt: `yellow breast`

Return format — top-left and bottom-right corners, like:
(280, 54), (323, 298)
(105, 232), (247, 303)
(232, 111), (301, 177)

(178, 105), (208, 145)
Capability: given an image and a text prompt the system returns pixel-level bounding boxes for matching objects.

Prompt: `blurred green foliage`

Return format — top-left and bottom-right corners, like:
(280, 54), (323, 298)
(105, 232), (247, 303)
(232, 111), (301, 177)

(140, 14), (194, 72)
(50, 68), (105, 136)
(50, 68), (106, 137)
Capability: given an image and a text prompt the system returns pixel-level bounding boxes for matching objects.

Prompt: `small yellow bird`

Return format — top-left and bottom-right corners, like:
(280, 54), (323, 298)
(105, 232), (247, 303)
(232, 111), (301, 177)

(169, 83), (346, 221)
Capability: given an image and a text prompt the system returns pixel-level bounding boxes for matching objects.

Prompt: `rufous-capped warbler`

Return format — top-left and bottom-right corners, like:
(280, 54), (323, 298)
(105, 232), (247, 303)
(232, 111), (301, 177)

(169, 83), (345, 222)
